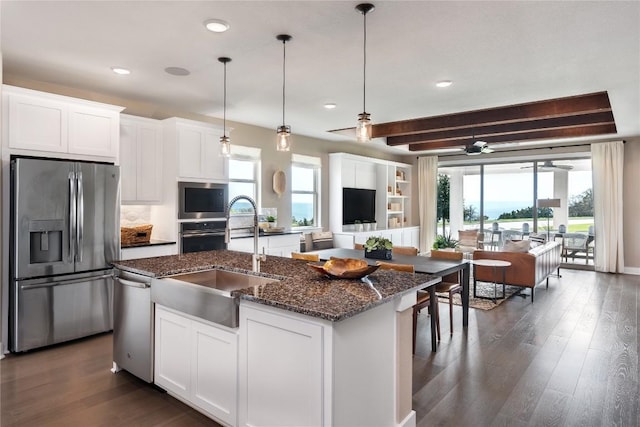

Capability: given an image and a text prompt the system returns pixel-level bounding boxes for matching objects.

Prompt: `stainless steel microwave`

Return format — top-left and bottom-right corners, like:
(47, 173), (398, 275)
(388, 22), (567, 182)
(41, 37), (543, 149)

(178, 182), (228, 219)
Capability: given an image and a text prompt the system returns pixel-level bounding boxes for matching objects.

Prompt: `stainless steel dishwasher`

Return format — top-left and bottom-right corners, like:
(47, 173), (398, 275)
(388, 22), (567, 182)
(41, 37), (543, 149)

(111, 269), (153, 383)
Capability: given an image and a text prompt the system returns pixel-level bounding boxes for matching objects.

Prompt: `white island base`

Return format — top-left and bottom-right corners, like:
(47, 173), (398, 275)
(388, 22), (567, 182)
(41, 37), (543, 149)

(155, 293), (417, 427)
(240, 293), (417, 427)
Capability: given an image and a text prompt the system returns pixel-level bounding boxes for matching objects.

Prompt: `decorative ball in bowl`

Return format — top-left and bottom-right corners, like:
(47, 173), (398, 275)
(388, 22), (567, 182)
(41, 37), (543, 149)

(307, 257), (379, 279)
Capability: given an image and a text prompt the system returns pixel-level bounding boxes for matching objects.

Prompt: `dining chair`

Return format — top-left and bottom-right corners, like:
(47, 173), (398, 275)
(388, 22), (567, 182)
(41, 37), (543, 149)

(392, 245), (419, 256)
(561, 233), (589, 263)
(376, 261), (440, 352)
(291, 252), (320, 262)
(354, 243), (365, 250)
(429, 249), (463, 335)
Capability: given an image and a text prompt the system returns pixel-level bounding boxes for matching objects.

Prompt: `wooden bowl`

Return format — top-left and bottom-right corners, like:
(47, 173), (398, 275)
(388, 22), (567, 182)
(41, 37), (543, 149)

(307, 257), (379, 279)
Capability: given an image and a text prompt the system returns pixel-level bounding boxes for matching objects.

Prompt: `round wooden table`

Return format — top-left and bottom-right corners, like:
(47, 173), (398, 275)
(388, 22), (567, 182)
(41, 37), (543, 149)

(471, 259), (511, 303)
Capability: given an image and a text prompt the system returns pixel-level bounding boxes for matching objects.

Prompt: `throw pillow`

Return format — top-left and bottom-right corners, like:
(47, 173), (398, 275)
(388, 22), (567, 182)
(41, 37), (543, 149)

(311, 231), (333, 250)
(502, 239), (530, 253)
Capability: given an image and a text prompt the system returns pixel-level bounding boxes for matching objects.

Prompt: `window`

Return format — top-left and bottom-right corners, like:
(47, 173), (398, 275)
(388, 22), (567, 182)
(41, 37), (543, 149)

(291, 154), (320, 227)
(228, 146), (261, 214)
(439, 156), (593, 266)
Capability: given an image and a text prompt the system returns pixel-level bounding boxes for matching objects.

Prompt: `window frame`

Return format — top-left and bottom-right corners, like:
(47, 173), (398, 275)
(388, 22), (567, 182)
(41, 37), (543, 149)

(291, 155), (320, 229)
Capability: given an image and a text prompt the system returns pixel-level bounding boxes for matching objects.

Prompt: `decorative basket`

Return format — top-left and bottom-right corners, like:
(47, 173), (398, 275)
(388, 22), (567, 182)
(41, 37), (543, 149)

(121, 224), (153, 245)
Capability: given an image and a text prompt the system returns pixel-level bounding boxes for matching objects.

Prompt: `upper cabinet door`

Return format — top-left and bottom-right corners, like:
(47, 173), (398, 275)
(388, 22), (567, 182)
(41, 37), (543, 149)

(4, 85), (123, 160)
(177, 127), (205, 179)
(120, 115), (163, 204)
(201, 130), (228, 181)
(8, 94), (68, 153)
(177, 123), (228, 182)
(68, 105), (119, 158)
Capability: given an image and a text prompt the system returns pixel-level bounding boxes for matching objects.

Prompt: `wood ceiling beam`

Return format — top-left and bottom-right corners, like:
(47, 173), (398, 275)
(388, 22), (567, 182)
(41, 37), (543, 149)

(372, 91), (612, 138)
(386, 110), (616, 146)
(406, 123), (618, 151)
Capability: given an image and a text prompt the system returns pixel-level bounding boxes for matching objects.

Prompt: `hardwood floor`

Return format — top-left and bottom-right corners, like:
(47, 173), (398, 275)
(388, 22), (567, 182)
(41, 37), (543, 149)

(413, 269), (639, 426)
(1, 269), (637, 426)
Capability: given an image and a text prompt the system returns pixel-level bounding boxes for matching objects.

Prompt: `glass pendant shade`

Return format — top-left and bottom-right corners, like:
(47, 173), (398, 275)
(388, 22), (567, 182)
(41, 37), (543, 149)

(220, 135), (231, 157)
(356, 112), (372, 142)
(276, 125), (291, 152)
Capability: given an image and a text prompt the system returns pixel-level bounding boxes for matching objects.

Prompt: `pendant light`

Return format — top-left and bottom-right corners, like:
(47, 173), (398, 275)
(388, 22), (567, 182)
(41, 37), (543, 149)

(355, 3), (375, 143)
(276, 34), (292, 152)
(218, 57), (231, 157)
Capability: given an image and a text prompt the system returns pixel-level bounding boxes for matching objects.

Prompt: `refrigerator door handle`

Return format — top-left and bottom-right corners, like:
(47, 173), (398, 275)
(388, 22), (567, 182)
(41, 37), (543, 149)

(19, 273), (114, 290)
(77, 170), (84, 263)
(68, 171), (77, 263)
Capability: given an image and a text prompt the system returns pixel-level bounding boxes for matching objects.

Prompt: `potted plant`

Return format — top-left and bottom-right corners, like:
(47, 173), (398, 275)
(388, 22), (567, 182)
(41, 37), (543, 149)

(432, 233), (459, 250)
(363, 236), (393, 260)
(266, 215), (276, 228)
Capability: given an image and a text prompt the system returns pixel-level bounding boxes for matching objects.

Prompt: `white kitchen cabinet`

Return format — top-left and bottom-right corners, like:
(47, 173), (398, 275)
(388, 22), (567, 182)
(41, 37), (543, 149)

(120, 115), (163, 204)
(345, 226), (419, 250)
(227, 233), (301, 258)
(239, 303), (325, 427)
(155, 305), (191, 398)
(3, 85), (122, 160)
(402, 226), (420, 249)
(120, 243), (177, 260)
(191, 318), (237, 426)
(155, 305), (238, 426)
(169, 119), (227, 182)
(239, 297), (417, 427)
(340, 158), (375, 189)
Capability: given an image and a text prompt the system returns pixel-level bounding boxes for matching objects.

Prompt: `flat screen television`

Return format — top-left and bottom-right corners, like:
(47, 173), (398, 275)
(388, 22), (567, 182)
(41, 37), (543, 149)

(342, 187), (376, 225)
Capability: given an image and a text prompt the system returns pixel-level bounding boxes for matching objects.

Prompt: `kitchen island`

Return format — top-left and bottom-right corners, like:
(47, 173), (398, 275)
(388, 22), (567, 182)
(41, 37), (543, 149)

(112, 250), (440, 427)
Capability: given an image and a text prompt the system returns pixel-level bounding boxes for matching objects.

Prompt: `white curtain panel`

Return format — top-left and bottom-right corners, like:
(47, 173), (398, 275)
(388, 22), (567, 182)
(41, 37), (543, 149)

(591, 141), (625, 273)
(418, 156), (438, 253)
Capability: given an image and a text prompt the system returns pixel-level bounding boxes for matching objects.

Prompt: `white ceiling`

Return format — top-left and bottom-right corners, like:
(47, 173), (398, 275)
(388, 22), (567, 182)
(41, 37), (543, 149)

(2, 1), (639, 155)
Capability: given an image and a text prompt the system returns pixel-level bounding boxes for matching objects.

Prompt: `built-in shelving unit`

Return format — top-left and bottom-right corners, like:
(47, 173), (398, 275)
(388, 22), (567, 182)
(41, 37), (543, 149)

(329, 153), (415, 243)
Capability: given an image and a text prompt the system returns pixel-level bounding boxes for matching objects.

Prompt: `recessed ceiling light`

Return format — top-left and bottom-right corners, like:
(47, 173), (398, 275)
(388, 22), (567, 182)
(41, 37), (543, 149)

(111, 67), (130, 75)
(324, 103), (337, 110)
(436, 80), (452, 88)
(204, 19), (230, 33)
(165, 67), (190, 76)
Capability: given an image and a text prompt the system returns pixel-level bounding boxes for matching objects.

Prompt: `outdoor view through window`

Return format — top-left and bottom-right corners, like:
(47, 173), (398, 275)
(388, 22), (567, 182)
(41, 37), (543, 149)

(438, 158), (594, 266)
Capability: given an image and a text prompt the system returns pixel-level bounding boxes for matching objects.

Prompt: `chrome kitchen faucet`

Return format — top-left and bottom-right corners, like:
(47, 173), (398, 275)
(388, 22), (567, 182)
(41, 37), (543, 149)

(225, 195), (266, 272)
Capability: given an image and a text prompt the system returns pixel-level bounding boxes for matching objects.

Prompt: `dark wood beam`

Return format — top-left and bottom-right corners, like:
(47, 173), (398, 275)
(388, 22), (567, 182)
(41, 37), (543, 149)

(372, 91), (612, 138)
(406, 123), (618, 151)
(386, 110), (616, 146)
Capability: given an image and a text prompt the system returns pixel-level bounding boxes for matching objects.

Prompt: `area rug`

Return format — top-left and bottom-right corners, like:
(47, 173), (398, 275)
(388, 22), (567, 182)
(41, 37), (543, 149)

(437, 282), (526, 311)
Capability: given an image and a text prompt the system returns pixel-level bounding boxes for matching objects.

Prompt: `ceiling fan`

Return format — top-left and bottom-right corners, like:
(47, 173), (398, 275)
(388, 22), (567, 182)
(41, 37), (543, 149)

(521, 160), (574, 171)
(464, 140), (494, 155)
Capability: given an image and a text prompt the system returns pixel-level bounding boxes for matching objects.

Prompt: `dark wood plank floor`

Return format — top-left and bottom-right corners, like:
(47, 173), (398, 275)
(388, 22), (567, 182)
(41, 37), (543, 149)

(1, 269), (637, 426)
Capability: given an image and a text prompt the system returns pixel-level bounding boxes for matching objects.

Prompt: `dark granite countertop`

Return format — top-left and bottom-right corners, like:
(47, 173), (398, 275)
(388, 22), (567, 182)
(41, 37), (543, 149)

(111, 250), (439, 322)
(121, 239), (177, 249)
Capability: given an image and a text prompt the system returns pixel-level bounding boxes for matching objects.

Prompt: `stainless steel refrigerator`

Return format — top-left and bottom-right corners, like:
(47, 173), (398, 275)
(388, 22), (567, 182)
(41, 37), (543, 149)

(10, 157), (119, 352)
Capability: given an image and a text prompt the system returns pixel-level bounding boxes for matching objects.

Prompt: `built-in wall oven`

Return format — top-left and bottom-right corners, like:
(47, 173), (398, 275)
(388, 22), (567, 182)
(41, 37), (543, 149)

(180, 221), (227, 254)
(178, 182), (228, 220)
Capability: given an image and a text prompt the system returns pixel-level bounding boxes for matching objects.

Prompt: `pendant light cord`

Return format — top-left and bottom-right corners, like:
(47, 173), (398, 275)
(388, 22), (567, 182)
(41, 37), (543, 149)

(223, 61), (227, 136)
(282, 38), (287, 127)
(362, 11), (367, 113)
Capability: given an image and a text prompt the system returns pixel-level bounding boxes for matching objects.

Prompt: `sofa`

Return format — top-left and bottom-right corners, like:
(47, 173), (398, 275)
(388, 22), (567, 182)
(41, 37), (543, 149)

(472, 240), (562, 302)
